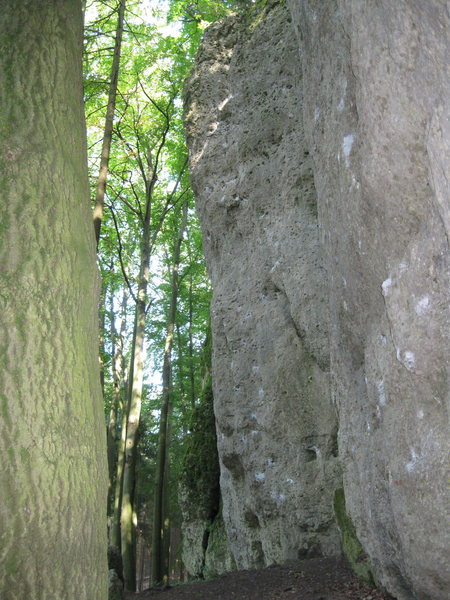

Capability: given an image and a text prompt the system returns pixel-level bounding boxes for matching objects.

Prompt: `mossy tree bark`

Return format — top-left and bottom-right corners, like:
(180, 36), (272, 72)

(0, 1), (108, 599)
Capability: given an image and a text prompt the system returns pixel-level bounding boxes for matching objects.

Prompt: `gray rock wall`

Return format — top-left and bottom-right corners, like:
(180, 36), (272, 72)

(289, 1), (449, 598)
(185, 1), (449, 598)
(185, 1), (342, 569)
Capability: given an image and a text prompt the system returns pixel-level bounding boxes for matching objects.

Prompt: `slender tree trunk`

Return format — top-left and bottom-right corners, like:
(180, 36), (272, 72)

(111, 385), (129, 548)
(162, 398), (174, 579)
(121, 215), (151, 591)
(109, 290), (128, 441)
(175, 322), (188, 421)
(107, 289), (128, 515)
(176, 322), (186, 400)
(107, 291), (117, 510)
(93, 0), (126, 246)
(152, 203), (188, 585)
(0, 2), (107, 598)
(111, 309), (136, 549)
(137, 516), (147, 591)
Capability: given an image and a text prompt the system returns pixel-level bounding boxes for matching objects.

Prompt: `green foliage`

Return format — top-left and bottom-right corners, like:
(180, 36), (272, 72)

(83, 0), (236, 583)
(180, 375), (220, 519)
(168, 0), (249, 24)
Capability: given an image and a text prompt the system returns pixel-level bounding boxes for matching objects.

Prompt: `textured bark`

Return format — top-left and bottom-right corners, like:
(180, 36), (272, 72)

(0, 1), (108, 599)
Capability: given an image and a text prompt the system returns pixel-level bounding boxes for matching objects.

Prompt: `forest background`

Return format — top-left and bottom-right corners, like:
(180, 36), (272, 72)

(84, 0), (258, 592)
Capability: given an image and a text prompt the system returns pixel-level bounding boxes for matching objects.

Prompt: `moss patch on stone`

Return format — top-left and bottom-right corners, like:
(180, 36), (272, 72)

(180, 375), (220, 519)
(333, 488), (375, 587)
(204, 506), (237, 579)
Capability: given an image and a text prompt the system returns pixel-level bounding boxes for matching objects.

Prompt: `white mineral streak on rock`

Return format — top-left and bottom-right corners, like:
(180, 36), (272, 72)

(415, 296), (430, 316)
(403, 351), (416, 371)
(406, 448), (419, 473)
(376, 380), (387, 406)
(342, 134), (355, 167)
(381, 277), (392, 296)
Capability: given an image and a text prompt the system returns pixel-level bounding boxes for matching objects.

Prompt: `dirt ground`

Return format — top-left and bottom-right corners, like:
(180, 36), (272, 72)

(125, 557), (395, 600)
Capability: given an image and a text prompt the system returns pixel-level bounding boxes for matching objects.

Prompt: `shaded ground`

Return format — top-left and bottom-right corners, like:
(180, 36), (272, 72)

(125, 557), (394, 600)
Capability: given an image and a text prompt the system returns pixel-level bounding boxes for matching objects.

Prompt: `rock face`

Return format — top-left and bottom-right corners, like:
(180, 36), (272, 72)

(185, 0), (341, 569)
(289, 1), (450, 599)
(184, 1), (449, 599)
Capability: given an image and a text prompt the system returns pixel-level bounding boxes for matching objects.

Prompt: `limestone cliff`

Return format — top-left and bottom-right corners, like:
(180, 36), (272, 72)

(184, 1), (449, 599)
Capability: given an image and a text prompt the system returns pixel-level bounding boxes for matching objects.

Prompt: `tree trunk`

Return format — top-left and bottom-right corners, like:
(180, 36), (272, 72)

(111, 307), (136, 549)
(162, 399), (174, 579)
(119, 98), (177, 591)
(107, 291), (117, 511)
(111, 385), (129, 548)
(0, 2), (108, 598)
(107, 289), (128, 516)
(152, 203), (188, 585)
(121, 218), (151, 591)
(93, 0), (126, 246)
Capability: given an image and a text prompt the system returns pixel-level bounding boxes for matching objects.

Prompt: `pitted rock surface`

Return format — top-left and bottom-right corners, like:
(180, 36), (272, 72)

(185, 0), (341, 570)
(185, 1), (450, 599)
(289, 1), (450, 598)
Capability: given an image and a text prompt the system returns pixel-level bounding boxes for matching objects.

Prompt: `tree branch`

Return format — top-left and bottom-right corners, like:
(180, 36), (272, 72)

(107, 202), (137, 304)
